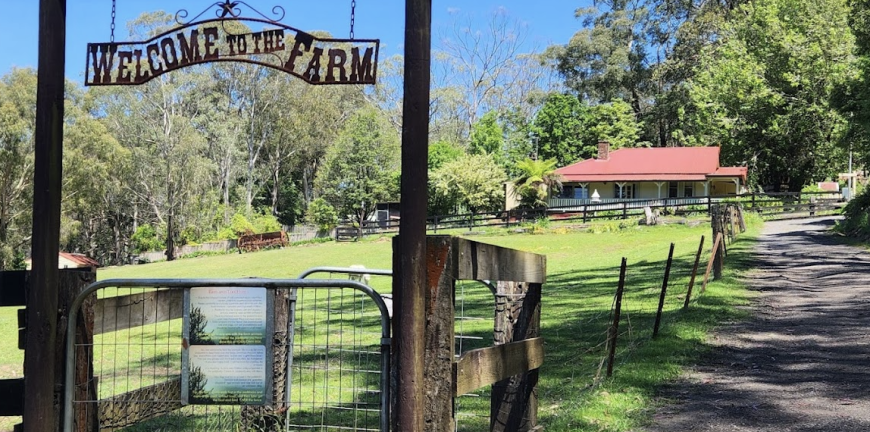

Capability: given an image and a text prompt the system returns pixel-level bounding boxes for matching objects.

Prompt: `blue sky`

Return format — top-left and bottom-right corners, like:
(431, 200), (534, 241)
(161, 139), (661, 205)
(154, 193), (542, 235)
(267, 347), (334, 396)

(0, 1), (584, 82)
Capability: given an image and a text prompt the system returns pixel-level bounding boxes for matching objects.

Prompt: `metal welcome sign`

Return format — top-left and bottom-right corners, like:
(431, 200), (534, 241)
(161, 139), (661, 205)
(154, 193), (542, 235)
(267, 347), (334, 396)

(85, 1), (379, 86)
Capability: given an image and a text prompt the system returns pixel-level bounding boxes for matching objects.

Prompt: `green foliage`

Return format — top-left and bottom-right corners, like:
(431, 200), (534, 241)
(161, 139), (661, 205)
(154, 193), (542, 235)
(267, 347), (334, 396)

(317, 108), (400, 229)
(682, 0), (854, 190)
(131, 225), (164, 254)
(306, 198), (339, 232)
(512, 158), (564, 208)
(469, 111), (504, 158)
(836, 188), (870, 238)
(533, 94), (644, 166)
(428, 140), (464, 171)
(430, 153), (507, 213)
(230, 213), (255, 237)
(249, 208), (282, 233)
(532, 94), (586, 166)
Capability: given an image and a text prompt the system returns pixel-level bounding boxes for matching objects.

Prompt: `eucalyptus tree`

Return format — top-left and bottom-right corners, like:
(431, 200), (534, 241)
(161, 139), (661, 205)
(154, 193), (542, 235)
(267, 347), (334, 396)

(98, 11), (216, 259)
(61, 84), (133, 264)
(0, 68), (36, 269)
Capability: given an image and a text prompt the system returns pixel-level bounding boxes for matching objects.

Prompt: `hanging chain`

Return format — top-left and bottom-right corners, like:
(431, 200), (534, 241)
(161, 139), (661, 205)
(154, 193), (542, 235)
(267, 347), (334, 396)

(110, 0), (117, 43)
(349, 0), (356, 39)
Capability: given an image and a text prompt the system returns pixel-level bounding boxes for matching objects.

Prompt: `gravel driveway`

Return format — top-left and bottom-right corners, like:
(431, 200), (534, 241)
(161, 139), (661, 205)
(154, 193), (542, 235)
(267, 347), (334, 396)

(643, 216), (870, 432)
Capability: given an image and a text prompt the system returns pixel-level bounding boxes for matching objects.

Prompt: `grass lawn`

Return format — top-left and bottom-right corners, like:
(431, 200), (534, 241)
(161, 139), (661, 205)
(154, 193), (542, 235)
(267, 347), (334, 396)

(0, 217), (760, 431)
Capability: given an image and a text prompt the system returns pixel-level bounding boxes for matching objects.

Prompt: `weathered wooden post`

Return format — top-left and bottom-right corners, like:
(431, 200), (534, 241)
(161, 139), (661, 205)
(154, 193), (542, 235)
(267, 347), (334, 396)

(683, 236), (705, 309)
(710, 206), (724, 280)
(606, 258), (628, 378)
(491, 280), (542, 432)
(653, 243), (675, 338)
(26, 0), (67, 430)
(394, 0), (432, 430)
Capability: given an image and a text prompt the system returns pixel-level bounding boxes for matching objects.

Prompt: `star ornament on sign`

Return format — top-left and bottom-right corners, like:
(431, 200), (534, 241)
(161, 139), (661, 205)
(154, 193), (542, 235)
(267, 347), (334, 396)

(219, 0), (239, 18)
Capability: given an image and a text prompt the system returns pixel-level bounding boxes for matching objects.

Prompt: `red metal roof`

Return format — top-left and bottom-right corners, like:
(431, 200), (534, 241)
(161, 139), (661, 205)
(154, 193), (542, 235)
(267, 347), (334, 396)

(59, 252), (100, 268)
(555, 147), (747, 182)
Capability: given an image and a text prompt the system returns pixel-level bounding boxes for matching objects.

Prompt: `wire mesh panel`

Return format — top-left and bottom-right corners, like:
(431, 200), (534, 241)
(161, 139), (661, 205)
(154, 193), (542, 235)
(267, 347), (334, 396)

(453, 280), (496, 431)
(65, 279), (390, 432)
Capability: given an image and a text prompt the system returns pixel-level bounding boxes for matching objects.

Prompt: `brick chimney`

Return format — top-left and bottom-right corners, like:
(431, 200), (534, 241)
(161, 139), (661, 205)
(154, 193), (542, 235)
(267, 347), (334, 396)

(597, 141), (610, 160)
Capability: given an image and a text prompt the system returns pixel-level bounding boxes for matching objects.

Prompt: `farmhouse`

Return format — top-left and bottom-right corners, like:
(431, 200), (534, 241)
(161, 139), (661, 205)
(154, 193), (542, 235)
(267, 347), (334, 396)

(550, 142), (747, 207)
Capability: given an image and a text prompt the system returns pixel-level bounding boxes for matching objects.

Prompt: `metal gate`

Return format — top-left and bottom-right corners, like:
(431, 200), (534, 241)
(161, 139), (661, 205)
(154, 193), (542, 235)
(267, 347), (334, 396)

(63, 276), (391, 432)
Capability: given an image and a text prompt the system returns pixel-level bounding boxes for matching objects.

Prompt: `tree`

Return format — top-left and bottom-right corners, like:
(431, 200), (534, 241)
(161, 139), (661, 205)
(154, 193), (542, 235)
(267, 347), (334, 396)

(434, 9), (554, 141)
(512, 158), (563, 208)
(430, 153), (507, 214)
(316, 108), (400, 236)
(683, 0), (854, 190)
(533, 94), (644, 166)
(469, 111), (504, 158)
(0, 68), (35, 269)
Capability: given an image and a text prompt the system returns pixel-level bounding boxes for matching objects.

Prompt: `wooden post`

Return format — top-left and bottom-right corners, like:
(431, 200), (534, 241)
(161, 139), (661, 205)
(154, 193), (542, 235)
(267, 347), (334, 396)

(653, 243), (675, 338)
(606, 258), (627, 378)
(241, 289), (290, 430)
(26, 0), (66, 430)
(419, 237), (455, 431)
(683, 236), (705, 309)
(737, 205), (746, 233)
(491, 281), (541, 432)
(622, 202), (628, 219)
(56, 269), (97, 432)
(707, 196), (712, 215)
(702, 233), (723, 293)
(394, 0), (432, 430)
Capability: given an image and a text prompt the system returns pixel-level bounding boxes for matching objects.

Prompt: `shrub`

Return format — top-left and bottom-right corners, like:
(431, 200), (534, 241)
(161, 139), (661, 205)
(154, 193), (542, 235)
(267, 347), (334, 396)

(131, 224), (164, 253)
(230, 213), (255, 237)
(836, 188), (870, 239)
(307, 198), (339, 232)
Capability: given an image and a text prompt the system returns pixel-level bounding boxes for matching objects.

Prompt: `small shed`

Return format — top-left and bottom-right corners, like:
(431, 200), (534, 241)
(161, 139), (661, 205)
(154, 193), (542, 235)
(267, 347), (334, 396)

(26, 252), (100, 270)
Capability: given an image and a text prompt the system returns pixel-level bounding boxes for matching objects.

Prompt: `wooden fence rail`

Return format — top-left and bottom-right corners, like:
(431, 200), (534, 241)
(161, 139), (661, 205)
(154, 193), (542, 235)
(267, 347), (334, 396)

(418, 236), (546, 432)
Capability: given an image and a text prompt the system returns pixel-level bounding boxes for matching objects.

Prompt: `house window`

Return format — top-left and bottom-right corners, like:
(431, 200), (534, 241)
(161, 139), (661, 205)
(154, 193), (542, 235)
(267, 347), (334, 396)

(668, 182), (679, 198)
(559, 186), (575, 199)
(574, 187), (588, 199)
(684, 183), (694, 197)
(614, 184), (635, 199)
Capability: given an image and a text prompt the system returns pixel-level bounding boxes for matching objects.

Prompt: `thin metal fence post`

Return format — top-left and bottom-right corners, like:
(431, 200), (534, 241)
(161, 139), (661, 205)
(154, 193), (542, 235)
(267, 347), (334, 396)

(653, 244), (675, 338)
(606, 258), (627, 378)
(684, 236), (705, 309)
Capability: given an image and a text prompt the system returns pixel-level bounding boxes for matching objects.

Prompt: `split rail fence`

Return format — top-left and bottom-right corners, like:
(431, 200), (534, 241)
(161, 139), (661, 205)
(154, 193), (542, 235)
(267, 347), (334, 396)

(350, 191), (841, 236)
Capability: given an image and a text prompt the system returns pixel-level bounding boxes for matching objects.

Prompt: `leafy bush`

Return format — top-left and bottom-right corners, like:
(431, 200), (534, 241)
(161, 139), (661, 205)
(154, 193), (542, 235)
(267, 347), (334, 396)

(230, 213), (255, 236)
(131, 224), (164, 253)
(250, 208), (282, 233)
(836, 188), (870, 239)
(307, 198), (339, 232)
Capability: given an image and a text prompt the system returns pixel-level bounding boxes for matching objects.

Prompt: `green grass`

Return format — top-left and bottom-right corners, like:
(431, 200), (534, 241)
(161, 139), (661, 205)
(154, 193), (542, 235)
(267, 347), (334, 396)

(0, 219), (760, 431)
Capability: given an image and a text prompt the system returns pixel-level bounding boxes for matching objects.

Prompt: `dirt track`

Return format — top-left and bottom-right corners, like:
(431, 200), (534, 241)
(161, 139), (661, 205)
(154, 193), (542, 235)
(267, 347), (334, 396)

(644, 216), (870, 432)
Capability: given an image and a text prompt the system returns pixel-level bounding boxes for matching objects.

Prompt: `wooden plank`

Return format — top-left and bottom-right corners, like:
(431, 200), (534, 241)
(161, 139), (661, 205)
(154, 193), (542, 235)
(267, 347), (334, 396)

(453, 237), (546, 283)
(0, 378), (24, 416)
(98, 378), (182, 431)
(94, 290), (183, 335)
(454, 338), (544, 397)
(0, 271), (27, 306)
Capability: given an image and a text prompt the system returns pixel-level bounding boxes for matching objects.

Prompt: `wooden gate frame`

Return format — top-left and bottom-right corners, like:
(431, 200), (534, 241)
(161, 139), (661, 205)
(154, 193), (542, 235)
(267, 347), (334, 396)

(414, 236), (546, 432)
